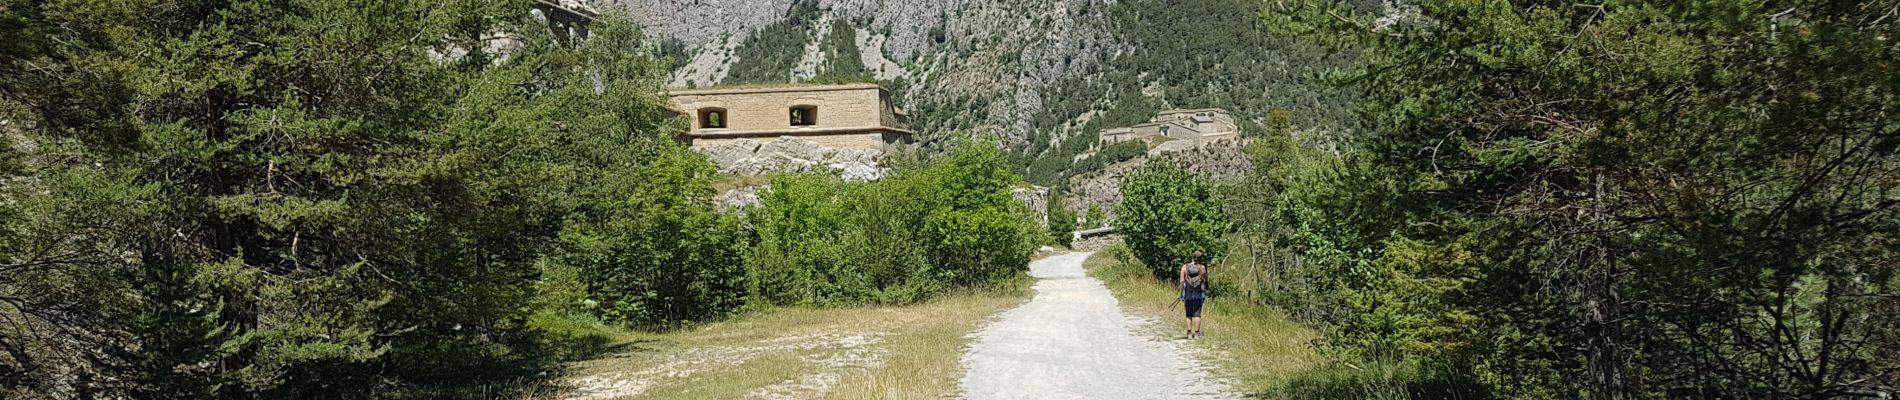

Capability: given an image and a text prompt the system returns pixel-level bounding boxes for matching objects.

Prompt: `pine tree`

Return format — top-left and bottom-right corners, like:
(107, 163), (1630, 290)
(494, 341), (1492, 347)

(1267, 0), (1900, 397)
(1, 1), (684, 397)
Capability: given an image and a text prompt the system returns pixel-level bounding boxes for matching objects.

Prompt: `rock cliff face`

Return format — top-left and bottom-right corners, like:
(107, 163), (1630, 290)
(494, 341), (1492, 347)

(697, 138), (887, 181)
(1069, 138), (1252, 221)
(1012, 185), (1050, 227)
(613, 0), (1121, 145)
(1152, 137), (1253, 179)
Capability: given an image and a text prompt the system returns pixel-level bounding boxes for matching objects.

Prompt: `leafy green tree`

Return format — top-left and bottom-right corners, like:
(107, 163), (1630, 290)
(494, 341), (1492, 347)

(915, 138), (1042, 285)
(748, 172), (861, 305)
(1115, 160), (1228, 279)
(747, 136), (1036, 304)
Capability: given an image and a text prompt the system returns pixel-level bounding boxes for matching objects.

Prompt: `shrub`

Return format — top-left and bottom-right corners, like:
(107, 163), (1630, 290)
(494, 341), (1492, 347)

(1115, 160), (1228, 279)
(910, 138), (1040, 286)
(746, 136), (1038, 304)
(565, 149), (749, 327)
(747, 172), (940, 305)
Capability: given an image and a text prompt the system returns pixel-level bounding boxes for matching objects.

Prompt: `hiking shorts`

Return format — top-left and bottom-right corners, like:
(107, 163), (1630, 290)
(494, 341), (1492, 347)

(1184, 299), (1204, 318)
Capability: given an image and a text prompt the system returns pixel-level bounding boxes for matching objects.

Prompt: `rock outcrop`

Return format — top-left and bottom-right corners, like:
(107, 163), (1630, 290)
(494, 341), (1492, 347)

(1151, 137), (1253, 179)
(697, 138), (888, 181)
(1069, 138), (1253, 223)
(714, 185), (767, 211)
(614, 0), (1122, 145)
(1012, 185), (1050, 227)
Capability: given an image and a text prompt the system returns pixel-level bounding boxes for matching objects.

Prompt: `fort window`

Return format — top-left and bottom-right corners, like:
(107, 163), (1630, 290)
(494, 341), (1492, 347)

(699, 108), (728, 129)
(790, 106), (817, 127)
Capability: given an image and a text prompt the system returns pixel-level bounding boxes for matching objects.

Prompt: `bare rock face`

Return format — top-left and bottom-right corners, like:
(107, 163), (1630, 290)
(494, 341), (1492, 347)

(697, 138), (888, 181)
(1012, 185), (1050, 228)
(613, 0), (1122, 145)
(1068, 159), (1143, 223)
(1069, 138), (1253, 223)
(1152, 137), (1253, 179)
(715, 185), (767, 211)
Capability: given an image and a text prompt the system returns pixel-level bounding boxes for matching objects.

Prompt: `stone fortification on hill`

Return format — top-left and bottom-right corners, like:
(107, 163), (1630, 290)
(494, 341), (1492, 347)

(1099, 109), (1240, 144)
(666, 83), (912, 180)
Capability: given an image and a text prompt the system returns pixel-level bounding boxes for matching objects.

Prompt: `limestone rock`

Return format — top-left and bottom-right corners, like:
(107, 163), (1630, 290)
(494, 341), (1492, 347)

(617, 0), (1122, 146)
(695, 137), (892, 181)
(1069, 138), (1253, 224)
(715, 185), (766, 211)
(1012, 185), (1050, 228)
(1152, 137), (1252, 179)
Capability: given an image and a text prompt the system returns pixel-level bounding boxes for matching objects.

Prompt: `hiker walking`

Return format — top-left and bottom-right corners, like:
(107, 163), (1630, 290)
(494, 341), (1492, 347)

(1179, 251), (1209, 339)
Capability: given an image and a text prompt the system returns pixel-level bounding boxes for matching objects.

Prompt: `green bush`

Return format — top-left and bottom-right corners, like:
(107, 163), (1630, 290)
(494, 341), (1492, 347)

(747, 172), (939, 305)
(564, 148), (750, 327)
(913, 140), (1041, 285)
(747, 136), (1038, 305)
(1115, 160), (1229, 279)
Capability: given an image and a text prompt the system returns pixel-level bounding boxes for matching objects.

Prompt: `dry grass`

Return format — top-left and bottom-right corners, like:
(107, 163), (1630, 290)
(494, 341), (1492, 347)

(710, 174), (772, 193)
(821, 290), (1024, 400)
(1082, 251), (1325, 393)
(550, 282), (1030, 400)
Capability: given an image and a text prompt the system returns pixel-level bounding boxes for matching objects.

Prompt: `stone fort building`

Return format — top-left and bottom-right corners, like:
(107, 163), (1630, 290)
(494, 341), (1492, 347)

(667, 83), (914, 150)
(1099, 108), (1238, 144)
(666, 83), (914, 180)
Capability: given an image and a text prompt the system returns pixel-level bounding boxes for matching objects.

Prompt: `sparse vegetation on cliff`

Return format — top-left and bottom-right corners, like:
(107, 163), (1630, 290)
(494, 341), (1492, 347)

(1009, 0), (1361, 187)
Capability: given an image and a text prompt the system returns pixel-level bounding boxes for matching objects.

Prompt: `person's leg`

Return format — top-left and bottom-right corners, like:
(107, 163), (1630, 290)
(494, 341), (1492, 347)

(1183, 301), (1198, 338)
(1185, 300), (1204, 337)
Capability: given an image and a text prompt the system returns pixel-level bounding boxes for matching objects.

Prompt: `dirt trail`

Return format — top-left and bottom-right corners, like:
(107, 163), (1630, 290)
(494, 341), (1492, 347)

(959, 252), (1237, 399)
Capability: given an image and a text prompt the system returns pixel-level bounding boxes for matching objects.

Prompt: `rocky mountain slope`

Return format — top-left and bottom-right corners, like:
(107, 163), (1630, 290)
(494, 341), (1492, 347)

(612, 0), (1355, 186)
(619, 0), (1119, 144)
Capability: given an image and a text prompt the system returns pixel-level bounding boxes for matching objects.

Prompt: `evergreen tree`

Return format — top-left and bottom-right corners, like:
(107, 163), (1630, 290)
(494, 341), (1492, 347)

(1048, 194), (1077, 247)
(0, 1), (684, 397)
(1267, 0), (1900, 397)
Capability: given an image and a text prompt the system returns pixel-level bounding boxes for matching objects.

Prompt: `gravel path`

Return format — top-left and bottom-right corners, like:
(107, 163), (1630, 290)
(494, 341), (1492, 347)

(959, 252), (1237, 400)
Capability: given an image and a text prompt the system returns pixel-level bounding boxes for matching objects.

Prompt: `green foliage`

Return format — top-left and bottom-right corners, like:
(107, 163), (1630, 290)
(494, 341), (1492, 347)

(1084, 204), (1106, 228)
(1115, 160), (1228, 279)
(817, 19), (871, 81)
(1263, 361), (1490, 400)
(1006, 0), (1361, 186)
(722, 0), (869, 84)
(748, 136), (1039, 305)
(1263, 0), (1900, 397)
(723, 0), (822, 84)
(561, 148), (748, 327)
(747, 172), (937, 305)
(917, 138), (1043, 285)
(1033, 140), (1149, 186)
(0, 2), (691, 397)
(1047, 194), (1076, 247)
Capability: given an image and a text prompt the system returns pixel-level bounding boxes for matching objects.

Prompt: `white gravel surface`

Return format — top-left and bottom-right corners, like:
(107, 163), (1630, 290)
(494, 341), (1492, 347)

(959, 252), (1237, 400)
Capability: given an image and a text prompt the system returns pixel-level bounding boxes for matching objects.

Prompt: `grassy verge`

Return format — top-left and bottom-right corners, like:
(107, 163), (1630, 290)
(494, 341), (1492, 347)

(533, 278), (1031, 400)
(1082, 249), (1325, 393)
(1085, 245), (1491, 399)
